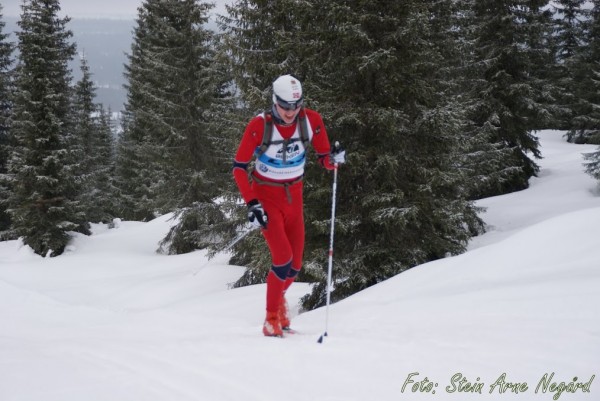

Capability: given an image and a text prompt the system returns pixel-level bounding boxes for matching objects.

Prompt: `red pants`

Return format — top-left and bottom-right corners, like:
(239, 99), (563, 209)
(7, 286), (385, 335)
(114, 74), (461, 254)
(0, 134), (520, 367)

(253, 179), (304, 313)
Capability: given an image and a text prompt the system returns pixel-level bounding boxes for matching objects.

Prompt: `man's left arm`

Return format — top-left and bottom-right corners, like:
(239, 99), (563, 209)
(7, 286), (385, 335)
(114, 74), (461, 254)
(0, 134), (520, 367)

(307, 109), (345, 170)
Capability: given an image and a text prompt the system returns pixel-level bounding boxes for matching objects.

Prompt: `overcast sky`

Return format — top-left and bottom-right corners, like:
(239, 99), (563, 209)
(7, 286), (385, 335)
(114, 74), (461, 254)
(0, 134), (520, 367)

(2, 0), (230, 19)
(2, 1), (594, 20)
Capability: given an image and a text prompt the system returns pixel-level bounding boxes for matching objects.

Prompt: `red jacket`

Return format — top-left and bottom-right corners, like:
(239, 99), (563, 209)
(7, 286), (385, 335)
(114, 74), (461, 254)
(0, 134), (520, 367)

(233, 108), (335, 203)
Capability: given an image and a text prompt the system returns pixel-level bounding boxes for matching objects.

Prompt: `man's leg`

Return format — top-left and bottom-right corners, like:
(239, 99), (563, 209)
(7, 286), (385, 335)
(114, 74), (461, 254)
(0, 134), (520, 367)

(259, 199), (293, 335)
(279, 185), (305, 328)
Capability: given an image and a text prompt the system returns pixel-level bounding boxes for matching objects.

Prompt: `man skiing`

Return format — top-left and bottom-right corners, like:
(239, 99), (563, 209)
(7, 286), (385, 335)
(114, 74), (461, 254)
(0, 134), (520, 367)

(233, 74), (346, 337)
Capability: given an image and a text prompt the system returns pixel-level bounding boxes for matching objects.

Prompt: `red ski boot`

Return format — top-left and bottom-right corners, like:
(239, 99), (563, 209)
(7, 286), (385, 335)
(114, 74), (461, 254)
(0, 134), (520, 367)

(262, 311), (283, 337)
(279, 296), (291, 330)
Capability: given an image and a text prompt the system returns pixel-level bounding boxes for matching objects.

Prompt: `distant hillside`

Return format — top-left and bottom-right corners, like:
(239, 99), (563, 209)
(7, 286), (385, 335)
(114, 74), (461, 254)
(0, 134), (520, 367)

(4, 15), (220, 112)
(4, 17), (132, 112)
(69, 18), (134, 112)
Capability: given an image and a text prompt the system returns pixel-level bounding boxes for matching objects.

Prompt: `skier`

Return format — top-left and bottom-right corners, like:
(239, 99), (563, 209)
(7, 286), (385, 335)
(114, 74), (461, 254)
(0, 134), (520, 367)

(233, 74), (346, 337)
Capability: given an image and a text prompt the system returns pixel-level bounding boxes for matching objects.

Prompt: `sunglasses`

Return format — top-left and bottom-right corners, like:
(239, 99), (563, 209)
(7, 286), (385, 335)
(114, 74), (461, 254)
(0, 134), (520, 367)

(275, 95), (304, 111)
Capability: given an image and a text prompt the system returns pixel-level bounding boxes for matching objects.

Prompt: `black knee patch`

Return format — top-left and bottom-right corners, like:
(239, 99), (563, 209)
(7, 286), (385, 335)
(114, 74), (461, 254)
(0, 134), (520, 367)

(271, 261), (292, 281)
(287, 267), (300, 278)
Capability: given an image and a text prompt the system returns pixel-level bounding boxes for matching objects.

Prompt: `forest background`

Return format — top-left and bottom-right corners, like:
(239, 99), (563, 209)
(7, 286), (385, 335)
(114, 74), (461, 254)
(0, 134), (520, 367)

(1, 0), (599, 310)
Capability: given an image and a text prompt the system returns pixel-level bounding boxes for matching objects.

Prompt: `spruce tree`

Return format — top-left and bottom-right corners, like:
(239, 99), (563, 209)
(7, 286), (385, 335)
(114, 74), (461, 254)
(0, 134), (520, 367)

(457, 0), (537, 199)
(423, 1), (504, 201)
(94, 107), (118, 222)
(0, 6), (15, 239)
(552, 0), (592, 140)
(586, 0), (600, 138)
(304, 0), (484, 308)
(6, 0), (85, 256)
(159, 32), (241, 256)
(466, 0), (554, 198)
(116, 0), (234, 252)
(222, 0), (483, 307)
(113, 114), (151, 220)
(115, 0), (168, 221)
(72, 56), (116, 223)
(570, 0), (600, 143)
(72, 56), (96, 222)
(583, 0), (600, 176)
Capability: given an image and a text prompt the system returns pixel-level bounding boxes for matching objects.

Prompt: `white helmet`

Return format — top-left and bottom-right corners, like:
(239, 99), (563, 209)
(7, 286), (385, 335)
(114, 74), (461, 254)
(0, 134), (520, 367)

(272, 74), (303, 109)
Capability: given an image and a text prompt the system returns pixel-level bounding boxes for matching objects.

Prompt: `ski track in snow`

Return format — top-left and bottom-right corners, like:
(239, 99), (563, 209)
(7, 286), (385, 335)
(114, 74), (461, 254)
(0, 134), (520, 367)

(1, 130), (599, 401)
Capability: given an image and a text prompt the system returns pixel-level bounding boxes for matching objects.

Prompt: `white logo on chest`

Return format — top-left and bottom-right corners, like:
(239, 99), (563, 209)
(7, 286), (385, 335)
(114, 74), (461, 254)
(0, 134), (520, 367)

(276, 143), (301, 161)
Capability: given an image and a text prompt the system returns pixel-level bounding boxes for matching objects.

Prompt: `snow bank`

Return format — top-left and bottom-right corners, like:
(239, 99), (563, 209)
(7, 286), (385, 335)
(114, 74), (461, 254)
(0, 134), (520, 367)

(1, 130), (598, 401)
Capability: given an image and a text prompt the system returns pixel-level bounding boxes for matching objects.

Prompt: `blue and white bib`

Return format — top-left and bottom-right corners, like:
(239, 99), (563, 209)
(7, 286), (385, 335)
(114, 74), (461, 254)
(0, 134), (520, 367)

(254, 114), (314, 181)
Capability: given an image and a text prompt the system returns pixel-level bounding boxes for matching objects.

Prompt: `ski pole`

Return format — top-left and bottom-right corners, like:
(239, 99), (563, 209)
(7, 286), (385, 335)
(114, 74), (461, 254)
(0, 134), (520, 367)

(318, 162), (339, 344)
(192, 225), (258, 276)
(223, 224), (258, 252)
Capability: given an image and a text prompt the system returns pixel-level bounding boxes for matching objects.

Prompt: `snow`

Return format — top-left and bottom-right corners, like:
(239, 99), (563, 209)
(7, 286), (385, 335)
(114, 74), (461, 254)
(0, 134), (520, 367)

(1, 130), (599, 401)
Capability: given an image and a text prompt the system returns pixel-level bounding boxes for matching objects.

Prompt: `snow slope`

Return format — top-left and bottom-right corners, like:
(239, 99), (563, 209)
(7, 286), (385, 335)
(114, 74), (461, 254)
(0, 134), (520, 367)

(1, 130), (598, 401)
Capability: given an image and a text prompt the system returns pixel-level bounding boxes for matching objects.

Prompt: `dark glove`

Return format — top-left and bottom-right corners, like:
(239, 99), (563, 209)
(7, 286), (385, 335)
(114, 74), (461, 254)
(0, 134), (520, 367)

(247, 199), (268, 228)
(330, 141), (346, 164)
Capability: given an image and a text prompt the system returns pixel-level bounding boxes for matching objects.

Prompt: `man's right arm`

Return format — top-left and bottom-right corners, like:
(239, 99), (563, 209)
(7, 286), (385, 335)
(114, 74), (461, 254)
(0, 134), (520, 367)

(233, 116), (264, 203)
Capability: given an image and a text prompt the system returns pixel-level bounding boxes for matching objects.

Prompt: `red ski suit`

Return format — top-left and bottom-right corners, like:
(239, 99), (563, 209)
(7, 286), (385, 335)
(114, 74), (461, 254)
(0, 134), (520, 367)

(233, 108), (335, 314)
